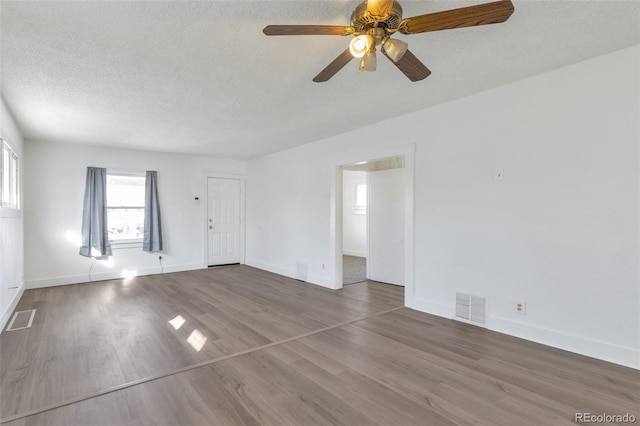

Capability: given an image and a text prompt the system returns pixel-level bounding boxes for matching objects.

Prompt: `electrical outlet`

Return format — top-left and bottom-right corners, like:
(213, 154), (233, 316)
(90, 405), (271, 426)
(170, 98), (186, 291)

(158, 255), (163, 261)
(321, 264), (325, 269)
(515, 301), (526, 315)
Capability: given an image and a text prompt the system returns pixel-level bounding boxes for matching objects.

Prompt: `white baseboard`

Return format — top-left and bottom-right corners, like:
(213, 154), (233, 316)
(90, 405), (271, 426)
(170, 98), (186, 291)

(490, 315), (640, 370)
(406, 297), (639, 370)
(406, 296), (452, 319)
(163, 262), (206, 274)
(245, 260), (292, 280)
(25, 262), (205, 289)
(1, 285), (25, 333)
(245, 260), (336, 290)
(307, 273), (335, 289)
(343, 250), (366, 258)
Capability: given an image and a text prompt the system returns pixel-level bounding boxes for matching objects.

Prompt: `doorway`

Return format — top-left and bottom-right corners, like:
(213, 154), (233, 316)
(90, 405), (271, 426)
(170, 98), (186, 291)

(207, 177), (242, 266)
(342, 170), (368, 284)
(340, 156), (406, 287)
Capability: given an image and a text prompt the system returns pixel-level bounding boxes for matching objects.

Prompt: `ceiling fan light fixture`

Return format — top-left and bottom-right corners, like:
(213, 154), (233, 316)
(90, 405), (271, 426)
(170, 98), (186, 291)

(264, 0), (515, 82)
(349, 34), (374, 58)
(359, 50), (377, 72)
(382, 38), (408, 62)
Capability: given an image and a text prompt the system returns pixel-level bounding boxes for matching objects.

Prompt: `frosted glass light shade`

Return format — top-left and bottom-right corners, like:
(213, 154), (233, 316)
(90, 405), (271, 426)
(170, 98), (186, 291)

(359, 50), (377, 72)
(383, 38), (408, 62)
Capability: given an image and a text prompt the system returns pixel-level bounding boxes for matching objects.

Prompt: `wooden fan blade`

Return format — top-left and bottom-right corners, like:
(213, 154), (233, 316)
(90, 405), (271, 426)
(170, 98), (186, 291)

(386, 49), (431, 82)
(367, 0), (394, 17)
(399, 0), (514, 34)
(313, 49), (354, 82)
(263, 25), (353, 36)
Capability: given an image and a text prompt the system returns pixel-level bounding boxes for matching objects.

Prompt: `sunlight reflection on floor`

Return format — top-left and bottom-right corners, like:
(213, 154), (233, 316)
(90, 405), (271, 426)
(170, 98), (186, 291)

(168, 315), (186, 330)
(187, 330), (207, 352)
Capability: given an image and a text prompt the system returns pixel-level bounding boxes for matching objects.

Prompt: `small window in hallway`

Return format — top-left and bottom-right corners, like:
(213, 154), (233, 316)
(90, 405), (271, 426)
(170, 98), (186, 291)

(354, 183), (367, 212)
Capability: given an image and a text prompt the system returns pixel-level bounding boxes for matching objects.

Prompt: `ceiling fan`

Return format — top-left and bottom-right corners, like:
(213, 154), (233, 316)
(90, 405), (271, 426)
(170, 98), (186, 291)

(263, 0), (514, 82)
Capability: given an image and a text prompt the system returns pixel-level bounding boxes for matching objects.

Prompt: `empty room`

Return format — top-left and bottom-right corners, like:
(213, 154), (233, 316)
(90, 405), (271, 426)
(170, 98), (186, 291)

(0, 0), (638, 425)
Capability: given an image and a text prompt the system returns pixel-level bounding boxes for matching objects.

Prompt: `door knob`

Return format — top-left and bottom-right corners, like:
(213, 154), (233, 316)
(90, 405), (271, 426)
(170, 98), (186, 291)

(209, 226), (214, 229)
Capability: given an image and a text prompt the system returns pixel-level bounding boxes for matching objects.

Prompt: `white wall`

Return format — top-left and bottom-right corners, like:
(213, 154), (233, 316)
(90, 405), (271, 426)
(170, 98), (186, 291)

(0, 96), (25, 330)
(246, 46), (640, 368)
(24, 141), (245, 288)
(342, 170), (366, 257)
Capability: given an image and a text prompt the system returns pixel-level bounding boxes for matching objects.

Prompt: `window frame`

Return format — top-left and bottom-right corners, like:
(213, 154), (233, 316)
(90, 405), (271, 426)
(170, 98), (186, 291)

(106, 171), (145, 246)
(0, 138), (19, 210)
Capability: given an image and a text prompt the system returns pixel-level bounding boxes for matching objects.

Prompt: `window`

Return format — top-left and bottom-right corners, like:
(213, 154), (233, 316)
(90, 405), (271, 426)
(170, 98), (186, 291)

(0, 138), (19, 209)
(353, 183), (367, 214)
(355, 184), (367, 208)
(106, 172), (145, 243)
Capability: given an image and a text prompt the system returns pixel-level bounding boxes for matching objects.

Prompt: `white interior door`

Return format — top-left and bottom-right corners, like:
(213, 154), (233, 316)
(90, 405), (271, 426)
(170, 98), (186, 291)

(208, 178), (241, 266)
(368, 168), (405, 286)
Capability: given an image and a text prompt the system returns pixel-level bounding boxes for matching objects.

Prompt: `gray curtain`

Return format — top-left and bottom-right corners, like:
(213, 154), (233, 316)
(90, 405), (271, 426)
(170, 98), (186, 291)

(79, 167), (112, 257)
(143, 170), (163, 252)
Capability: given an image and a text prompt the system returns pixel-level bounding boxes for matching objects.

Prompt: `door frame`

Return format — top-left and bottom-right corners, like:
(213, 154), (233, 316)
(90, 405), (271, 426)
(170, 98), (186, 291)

(203, 173), (246, 268)
(329, 144), (415, 305)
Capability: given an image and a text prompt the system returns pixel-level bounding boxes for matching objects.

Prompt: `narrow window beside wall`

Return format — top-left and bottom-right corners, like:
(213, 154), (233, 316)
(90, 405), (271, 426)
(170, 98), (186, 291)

(0, 138), (19, 209)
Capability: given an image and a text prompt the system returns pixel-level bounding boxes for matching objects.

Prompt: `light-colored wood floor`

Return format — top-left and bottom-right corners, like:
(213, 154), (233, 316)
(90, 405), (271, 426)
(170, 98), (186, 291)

(1, 265), (639, 425)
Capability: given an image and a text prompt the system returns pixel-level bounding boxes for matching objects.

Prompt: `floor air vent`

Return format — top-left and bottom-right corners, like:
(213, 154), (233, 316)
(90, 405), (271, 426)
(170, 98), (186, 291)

(455, 292), (487, 326)
(6, 309), (36, 331)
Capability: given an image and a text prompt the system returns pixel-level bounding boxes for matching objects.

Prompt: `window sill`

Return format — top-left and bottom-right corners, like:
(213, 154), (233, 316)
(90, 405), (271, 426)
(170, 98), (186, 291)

(0, 207), (22, 218)
(110, 240), (143, 250)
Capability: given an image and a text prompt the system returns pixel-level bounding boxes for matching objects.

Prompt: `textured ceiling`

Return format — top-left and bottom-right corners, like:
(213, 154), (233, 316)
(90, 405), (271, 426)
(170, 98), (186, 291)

(1, 1), (639, 159)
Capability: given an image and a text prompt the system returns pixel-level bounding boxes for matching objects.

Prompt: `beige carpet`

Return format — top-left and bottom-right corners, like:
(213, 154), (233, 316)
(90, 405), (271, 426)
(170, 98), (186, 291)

(343, 255), (366, 285)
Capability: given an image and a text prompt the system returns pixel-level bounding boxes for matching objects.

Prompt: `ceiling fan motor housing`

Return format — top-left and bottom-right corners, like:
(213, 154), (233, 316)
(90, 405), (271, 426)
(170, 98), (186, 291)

(351, 1), (403, 32)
